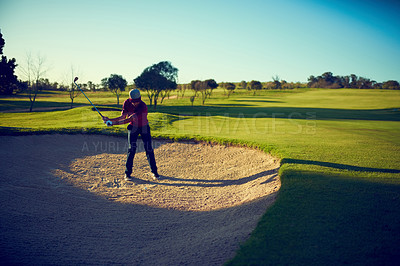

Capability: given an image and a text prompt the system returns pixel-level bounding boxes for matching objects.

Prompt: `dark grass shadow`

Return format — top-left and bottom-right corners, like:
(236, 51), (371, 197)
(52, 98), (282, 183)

(281, 158), (400, 173)
(130, 168), (279, 188)
(232, 99), (285, 103)
(211, 103), (254, 107)
(0, 100), (74, 112)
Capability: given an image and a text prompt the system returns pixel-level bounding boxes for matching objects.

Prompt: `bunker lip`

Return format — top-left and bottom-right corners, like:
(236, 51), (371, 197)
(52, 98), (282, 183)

(0, 134), (280, 264)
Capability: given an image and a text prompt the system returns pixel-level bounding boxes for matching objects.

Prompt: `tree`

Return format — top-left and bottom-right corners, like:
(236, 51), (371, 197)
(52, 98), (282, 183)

(0, 30), (4, 54)
(350, 74), (358, 88)
(322, 72), (334, 84)
(201, 79), (218, 105)
(226, 82), (236, 98)
(87, 81), (95, 91)
(249, 80), (262, 95)
(307, 75), (317, 87)
(382, 80), (400, 90)
(67, 66), (81, 109)
(190, 80), (201, 106)
(19, 52), (48, 111)
(281, 80), (291, 89)
(0, 56), (18, 95)
(102, 74), (128, 106)
(355, 77), (374, 89)
(272, 75), (281, 90)
(198, 81), (209, 105)
(342, 75), (351, 88)
(307, 72), (376, 89)
(189, 79), (218, 105)
(240, 80), (247, 90)
(0, 29), (19, 95)
(134, 61), (178, 109)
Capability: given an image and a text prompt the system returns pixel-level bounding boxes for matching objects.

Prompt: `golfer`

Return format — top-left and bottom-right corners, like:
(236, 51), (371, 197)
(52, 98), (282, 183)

(102, 89), (160, 181)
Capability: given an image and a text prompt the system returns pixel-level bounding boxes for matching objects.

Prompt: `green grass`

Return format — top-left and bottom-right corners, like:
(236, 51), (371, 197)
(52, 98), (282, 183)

(1, 88), (400, 264)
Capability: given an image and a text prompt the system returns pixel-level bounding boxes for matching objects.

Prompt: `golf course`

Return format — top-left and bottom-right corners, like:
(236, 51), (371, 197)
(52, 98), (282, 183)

(0, 87), (399, 264)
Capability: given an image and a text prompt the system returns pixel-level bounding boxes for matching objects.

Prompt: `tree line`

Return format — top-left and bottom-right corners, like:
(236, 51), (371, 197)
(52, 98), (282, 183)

(308, 72), (400, 90)
(0, 30), (19, 96)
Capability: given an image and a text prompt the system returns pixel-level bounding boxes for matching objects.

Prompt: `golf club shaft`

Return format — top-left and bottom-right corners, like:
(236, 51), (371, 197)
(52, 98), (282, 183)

(73, 81), (104, 118)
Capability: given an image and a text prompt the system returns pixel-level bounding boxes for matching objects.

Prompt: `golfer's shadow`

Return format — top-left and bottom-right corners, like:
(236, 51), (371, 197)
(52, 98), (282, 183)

(133, 168), (279, 188)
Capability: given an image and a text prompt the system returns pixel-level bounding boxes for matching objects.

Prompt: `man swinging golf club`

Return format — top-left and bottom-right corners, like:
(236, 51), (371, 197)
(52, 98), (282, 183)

(102, 89), (160, 181)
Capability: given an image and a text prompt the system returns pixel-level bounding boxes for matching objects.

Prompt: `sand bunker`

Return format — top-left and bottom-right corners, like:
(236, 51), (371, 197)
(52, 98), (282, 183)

(56, 139), (280, 211)
(0, 134), (280, 265)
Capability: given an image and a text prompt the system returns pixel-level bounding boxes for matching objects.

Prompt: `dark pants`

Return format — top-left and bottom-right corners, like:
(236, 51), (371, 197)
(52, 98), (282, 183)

(125, 124), (158, 177)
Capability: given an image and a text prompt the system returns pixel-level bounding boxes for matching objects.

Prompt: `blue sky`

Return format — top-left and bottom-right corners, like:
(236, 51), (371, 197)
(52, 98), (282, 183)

(1, 0), (399, 84)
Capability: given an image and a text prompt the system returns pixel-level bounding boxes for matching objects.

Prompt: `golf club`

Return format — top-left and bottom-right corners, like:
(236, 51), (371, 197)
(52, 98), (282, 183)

(73, 77), (112, 126)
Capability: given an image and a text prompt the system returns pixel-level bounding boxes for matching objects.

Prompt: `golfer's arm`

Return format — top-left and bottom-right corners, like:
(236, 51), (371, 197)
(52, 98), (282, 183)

(109, 112), (129, 123)
(112, 114), (137, 125)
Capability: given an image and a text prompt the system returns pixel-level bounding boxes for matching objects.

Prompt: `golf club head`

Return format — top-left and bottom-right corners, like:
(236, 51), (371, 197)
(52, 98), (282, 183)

(74, 77), (79, 83)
